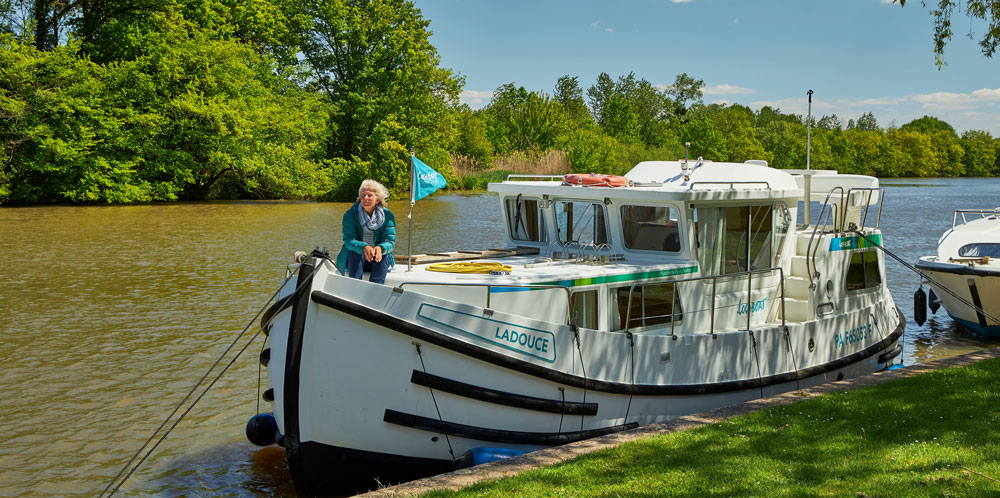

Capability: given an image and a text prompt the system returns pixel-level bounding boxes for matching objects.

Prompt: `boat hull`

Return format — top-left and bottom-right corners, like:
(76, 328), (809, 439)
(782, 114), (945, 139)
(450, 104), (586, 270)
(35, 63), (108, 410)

(265, 259), (904, 495)
(916, 258), (1000, 336)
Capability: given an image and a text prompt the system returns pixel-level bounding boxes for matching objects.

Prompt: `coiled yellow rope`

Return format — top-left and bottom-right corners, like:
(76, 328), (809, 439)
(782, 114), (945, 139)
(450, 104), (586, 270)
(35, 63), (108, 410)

(426, 262), (513, 274)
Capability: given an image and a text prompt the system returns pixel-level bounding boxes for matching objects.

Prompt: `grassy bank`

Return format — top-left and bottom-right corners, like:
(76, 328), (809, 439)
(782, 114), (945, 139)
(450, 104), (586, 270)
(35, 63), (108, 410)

(424, 357), (1000, 497)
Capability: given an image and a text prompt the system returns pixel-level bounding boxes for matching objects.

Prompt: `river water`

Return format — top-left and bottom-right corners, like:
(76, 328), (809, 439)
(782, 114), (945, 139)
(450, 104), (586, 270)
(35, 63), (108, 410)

(1, 179), (998, 497)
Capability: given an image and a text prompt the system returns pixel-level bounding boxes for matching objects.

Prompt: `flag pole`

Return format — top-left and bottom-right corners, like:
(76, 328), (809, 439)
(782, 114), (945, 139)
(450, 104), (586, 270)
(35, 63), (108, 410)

(407, 149), (415, 272)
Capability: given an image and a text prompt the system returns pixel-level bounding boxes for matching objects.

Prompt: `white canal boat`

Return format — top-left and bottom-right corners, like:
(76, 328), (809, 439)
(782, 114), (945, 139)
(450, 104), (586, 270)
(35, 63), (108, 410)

(248, 159), (904, 494)
(915, 208), (1000, 336)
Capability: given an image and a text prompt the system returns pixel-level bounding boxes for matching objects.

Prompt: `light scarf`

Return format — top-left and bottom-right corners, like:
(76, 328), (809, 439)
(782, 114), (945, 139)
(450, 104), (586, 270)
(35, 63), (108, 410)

(358, 203), (385, 233)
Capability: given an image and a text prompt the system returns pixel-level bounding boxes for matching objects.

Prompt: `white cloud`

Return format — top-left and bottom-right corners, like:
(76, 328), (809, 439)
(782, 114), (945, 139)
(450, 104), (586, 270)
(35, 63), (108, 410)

(671, 0), (694, 3)
(909, 88), (1000, 111)
(605, 27), (615, 33)
(460, 90), (493, 108)
(589, 21), (600, 30)
(733, 17), (739, 24)
(702, 83), (757, 95)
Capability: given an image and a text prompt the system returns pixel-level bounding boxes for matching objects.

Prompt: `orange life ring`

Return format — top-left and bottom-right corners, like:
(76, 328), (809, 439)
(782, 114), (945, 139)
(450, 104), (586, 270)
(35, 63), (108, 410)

(562, 173), (630, 188)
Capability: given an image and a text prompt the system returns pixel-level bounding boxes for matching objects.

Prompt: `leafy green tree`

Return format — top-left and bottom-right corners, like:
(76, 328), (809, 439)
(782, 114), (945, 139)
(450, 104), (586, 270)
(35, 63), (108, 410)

(484, 83), (566, 154)
(895, 0), (1000, 66)
(454, 108), (494, 168)
(960, 130), (996, 176)
(586, 72), (672, 147)
(554, 75), (592, 126)
(664, 72), (704, 121)
(817, 114), (842, 131)
(296, 0), (462, 196)
(887, 128), (939, 176)
(842, 129), (885, 176)
(586, 72), (615, 127)
(848, 112), (880, 132)
(679, 115), (724, 161)
(704, 104), (770, 163)
(901, 115), (957, 136)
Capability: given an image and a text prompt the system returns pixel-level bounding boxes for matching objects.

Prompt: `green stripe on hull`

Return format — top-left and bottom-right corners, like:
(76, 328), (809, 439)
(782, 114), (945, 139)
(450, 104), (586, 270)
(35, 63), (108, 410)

(539, 265), (698, 288)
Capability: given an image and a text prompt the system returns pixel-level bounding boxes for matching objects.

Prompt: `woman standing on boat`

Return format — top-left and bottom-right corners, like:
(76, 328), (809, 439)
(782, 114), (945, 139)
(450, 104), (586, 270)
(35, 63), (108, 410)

(335, 179), (395, 284)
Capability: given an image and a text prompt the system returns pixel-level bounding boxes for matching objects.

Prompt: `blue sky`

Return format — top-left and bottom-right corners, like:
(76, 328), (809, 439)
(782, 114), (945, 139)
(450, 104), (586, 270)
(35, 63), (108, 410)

(413, 0), (999, 135)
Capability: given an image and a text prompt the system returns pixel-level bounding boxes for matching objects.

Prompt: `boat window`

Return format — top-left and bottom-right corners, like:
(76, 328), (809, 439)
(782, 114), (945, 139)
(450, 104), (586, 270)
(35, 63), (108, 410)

(614, 282), (681, 330)
(773, 204), (791, 266)
(620, 205), (680, 252)
(958, 243), (1000, 258)
(505, 196), (547, 242)
(846, 250), (881, 291)
(570, 290), (599, 329)
(695, 205), (772, 275)
(554, 201), (608, 245)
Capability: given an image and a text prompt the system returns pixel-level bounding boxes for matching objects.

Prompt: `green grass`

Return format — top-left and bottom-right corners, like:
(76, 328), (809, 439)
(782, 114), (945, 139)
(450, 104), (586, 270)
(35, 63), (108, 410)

(423, 358), (1000, 497)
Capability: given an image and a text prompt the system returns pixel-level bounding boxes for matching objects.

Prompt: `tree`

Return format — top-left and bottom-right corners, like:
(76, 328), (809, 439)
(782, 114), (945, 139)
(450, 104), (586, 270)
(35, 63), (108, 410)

(817, 114), (842, 131)
(896, 0), (1000, 66)
(484, 83), (566, 154)
(679, 115), (724, 161)
(847, 112), (880, 132)
(454, 108), (493, 168)
(901, 115), (957, 136)
(704, 104), (770, 163)
(586, 72), (672, 147)
(554, 75), (591, 126)
(960, 130), (996, 176)
(664, 72), (704, 121)
(296, 0), (462, 196)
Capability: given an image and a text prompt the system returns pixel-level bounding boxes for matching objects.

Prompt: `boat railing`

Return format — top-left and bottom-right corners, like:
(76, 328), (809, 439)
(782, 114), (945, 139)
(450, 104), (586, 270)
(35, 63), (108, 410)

(504, 174), (565, 182)
(623, 266), (786, 339)
(953, 208), (1000, 228)
(395, 281), (573, 324)
(845, 187), (886, 230)
(806, 187), (844, 287)
(689, 181), (771, 190)
(805, 187), (887, 287)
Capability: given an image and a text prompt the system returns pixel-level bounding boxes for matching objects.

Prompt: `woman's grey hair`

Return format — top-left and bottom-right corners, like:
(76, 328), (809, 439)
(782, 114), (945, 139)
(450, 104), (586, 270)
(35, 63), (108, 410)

(358, 179), (389, 206)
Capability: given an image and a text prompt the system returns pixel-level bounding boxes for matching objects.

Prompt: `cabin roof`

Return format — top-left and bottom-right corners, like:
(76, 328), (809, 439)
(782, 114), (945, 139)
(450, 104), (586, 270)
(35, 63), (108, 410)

(488, 160), (804, 202)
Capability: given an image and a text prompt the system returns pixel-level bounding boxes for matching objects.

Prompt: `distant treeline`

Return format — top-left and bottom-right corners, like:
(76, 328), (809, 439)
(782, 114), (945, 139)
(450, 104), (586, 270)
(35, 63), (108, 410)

(1, 0), (997, 205)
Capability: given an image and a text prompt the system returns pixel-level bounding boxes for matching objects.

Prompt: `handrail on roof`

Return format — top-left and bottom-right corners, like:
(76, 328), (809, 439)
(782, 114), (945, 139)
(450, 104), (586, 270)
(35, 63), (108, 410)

(688, 181), (771, 190)
(953, 208), (1000, 229)
(504, 174), (564, 182)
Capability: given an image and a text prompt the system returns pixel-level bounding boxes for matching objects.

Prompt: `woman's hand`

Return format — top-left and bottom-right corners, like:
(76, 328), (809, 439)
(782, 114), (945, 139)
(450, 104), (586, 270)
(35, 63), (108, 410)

(363, 245), (383, 262)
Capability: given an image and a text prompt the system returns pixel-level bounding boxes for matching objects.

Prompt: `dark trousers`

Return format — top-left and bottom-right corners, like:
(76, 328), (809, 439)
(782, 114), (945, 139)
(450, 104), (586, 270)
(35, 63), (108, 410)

(346, 251), (389, 284)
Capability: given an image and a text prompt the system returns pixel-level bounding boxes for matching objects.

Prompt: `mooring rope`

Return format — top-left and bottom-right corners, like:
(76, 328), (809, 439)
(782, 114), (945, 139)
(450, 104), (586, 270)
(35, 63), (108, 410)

(851, 230), (1000, 325)
(99, 256), (325, 497)
(413, 343), (456, 461)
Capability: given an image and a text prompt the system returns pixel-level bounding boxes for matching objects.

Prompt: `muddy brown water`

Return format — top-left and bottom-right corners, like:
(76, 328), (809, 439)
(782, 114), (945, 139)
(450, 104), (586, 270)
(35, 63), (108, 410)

(1, 180), (998, 496)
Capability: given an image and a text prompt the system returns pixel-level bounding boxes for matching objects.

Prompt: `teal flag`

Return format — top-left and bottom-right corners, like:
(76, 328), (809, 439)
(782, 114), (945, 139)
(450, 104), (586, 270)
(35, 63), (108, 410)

(410, 156), (447, 203)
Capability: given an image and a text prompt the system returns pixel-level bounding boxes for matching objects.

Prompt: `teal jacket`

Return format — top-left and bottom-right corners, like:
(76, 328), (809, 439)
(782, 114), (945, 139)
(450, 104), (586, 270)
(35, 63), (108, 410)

(335, 202), (396, 273)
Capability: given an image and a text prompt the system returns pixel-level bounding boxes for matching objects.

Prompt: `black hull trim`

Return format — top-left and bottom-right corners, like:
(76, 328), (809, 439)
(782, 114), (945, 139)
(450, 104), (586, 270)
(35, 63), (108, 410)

(311, 291), (905, 396)
(384, 409), (638, 445)
(283, 261), (317, 497)
(293, 440), (454, 496)
(410, 370), (599, 416)
(260, 292), (295, 333)
(916, 260), (1000, 278)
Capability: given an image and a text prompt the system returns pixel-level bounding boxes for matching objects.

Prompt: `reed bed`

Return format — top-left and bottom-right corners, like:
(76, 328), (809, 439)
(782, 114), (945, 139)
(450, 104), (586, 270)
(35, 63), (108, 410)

(452, 150), (571, 190)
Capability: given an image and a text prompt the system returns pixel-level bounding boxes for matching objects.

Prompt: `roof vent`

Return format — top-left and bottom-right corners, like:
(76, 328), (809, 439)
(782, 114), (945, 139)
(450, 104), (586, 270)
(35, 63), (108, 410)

(744, 160), (768, 167)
